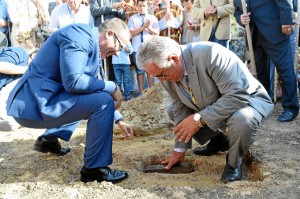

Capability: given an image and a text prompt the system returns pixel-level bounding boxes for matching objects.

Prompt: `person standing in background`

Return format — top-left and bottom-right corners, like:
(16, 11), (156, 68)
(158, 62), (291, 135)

(234, 0), (299, 122)
(49, 0), (94, 33)
(128, 0), (160, 96)
(112, 41), (133, 101)
(154, 0), (183, 43)
(192, 0), (234, 48)
(0, 0), (10, 46)
(180, 0), (200, 44)
(7, 0), (50, 53)
(89, 0), (126, 81)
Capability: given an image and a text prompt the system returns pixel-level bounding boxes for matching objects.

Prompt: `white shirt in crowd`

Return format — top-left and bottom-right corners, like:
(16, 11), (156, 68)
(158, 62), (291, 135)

(49, 2), (94, 32)
(127, 13), (159, 52)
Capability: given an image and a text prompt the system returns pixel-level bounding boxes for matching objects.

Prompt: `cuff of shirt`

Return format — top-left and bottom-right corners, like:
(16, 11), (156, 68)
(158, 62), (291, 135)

(114, 110), (122, 122)
(104, 81), (116, 94)
(174, 148), (187, 153)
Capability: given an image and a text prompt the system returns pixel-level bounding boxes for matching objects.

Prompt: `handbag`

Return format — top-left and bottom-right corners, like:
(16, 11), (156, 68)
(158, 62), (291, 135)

(208, 18), (221, 41)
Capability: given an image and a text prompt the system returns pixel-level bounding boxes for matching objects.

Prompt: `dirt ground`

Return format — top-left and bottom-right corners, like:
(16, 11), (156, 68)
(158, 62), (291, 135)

(0, 83), (300, 199)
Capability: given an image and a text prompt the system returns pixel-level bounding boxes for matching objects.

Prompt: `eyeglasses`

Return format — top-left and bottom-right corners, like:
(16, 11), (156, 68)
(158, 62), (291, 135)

(101, 32), (124, 58)
(114, 33), (124, 51)
(152, 67), (168, 79)
(181, 0), (189, 3)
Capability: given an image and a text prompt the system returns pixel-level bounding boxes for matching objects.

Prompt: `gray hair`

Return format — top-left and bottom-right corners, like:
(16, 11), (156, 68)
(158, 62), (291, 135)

(136, 35), (180, 70)
(99, 18), (131, 39)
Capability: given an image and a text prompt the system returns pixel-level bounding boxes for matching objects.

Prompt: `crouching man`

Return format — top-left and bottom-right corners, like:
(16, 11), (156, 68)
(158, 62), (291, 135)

(6, 18), (134, 183)
(136, 35), (273, 183)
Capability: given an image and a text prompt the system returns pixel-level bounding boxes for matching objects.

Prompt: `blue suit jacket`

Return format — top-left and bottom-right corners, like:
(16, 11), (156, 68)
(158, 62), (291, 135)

(234, 0), (294, 44)
(6, 24), (106, 121)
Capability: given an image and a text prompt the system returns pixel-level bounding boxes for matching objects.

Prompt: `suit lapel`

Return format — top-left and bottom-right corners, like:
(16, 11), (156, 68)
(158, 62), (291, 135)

(180, 44), (204, 111)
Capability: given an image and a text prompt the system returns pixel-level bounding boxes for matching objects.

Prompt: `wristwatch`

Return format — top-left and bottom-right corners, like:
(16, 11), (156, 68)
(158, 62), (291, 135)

(193, 113), (203, 128)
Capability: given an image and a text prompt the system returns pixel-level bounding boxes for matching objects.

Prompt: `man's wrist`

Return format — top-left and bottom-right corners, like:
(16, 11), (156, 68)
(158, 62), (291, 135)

(115, 118), (123, 124)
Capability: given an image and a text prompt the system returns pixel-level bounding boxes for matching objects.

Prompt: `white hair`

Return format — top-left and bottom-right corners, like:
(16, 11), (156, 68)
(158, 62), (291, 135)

(136, 35), (181, 70)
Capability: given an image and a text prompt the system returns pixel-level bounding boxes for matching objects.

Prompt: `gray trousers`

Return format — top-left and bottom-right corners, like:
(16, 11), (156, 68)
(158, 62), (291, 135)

(168, 105), (263, 168)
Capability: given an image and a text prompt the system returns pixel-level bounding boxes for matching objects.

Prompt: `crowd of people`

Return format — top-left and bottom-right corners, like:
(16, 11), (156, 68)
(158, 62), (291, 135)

(0, 0), (299, 185)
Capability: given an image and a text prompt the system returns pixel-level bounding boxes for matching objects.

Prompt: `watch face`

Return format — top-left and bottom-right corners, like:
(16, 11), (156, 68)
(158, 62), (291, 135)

(194, 113), (200, 121)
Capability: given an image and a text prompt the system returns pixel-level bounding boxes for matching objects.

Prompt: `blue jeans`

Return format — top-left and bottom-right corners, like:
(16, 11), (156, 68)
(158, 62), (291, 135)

(113, 64), (132, 99)
(132, 52), (145, 75)
(211, 36), (229, 49)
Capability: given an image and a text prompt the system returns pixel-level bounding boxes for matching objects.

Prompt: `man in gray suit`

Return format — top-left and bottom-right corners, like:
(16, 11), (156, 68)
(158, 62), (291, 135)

(90, 0), (127, 80)
(90, 0), (126, 27)
(136, 35), (274, 183)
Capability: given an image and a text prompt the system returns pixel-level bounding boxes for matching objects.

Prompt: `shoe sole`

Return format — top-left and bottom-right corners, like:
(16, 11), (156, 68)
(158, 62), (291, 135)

(32, 145), (70, 156)
(33, 145), (48, 153)
(80, 172), (128, 184)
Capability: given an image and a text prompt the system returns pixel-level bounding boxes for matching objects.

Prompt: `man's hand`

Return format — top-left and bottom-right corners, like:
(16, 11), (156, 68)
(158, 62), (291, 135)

(161, 151), (185, 169)
(0, 19), (7, 27)
(282, 24), (294, 35)
(204, 5), (216, 17)
(112, 1), (126, 9)
(240, 12), (251, 25)
(173, 114), (200, 143)
(117, 121), (134, 140)
(111, 85), (123, 109)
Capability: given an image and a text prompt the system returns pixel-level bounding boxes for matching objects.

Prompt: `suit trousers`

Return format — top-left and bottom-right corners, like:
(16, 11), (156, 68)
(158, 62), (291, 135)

(194, 106), (262, 168)
(14, 92), (115, 169)
(253, 25), (299, 114)
(169, 105), (262, 168)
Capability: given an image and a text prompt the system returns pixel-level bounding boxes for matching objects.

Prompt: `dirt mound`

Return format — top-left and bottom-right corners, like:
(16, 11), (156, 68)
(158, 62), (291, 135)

(1, 83), (300, 198)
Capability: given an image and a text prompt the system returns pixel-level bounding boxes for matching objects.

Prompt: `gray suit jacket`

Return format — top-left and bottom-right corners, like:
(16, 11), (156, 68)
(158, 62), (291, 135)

(162, 42), (273, 149)
(90, 0), (125, 27)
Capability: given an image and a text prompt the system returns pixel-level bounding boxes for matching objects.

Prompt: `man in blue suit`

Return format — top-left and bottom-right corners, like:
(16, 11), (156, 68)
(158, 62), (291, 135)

(6, 18), (134, 183)
(234, 0), (299, 122)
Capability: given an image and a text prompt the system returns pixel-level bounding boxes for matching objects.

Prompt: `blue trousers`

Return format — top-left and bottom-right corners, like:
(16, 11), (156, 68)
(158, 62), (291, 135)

(252, 26), (299, 114)
(113, 64), (132, 100)
(270, 27), (297, 101)
(15, 92), (115, 169)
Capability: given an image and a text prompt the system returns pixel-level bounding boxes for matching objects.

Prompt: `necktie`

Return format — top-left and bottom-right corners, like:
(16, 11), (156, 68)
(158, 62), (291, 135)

(179, 76), (198, 107)
(141, 16), (144, 43)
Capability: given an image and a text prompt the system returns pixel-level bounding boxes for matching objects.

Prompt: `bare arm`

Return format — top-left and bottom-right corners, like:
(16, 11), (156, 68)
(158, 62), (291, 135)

(129, 25), (146, 37)
(0, 62), (28, 75)
(145, 19), (160, 35)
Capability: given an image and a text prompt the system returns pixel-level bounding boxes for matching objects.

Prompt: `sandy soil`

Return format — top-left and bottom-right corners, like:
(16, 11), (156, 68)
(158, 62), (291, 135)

(0, 83), (300, 199)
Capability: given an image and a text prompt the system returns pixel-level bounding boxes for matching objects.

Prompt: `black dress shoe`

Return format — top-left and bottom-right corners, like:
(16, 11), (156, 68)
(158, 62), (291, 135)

(193, 133), (229, 156)
(221, 162), (242, 183)
(33, 136), (70, 156)
(278, 110), (298, 122)
(80, 166), (128, 183)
